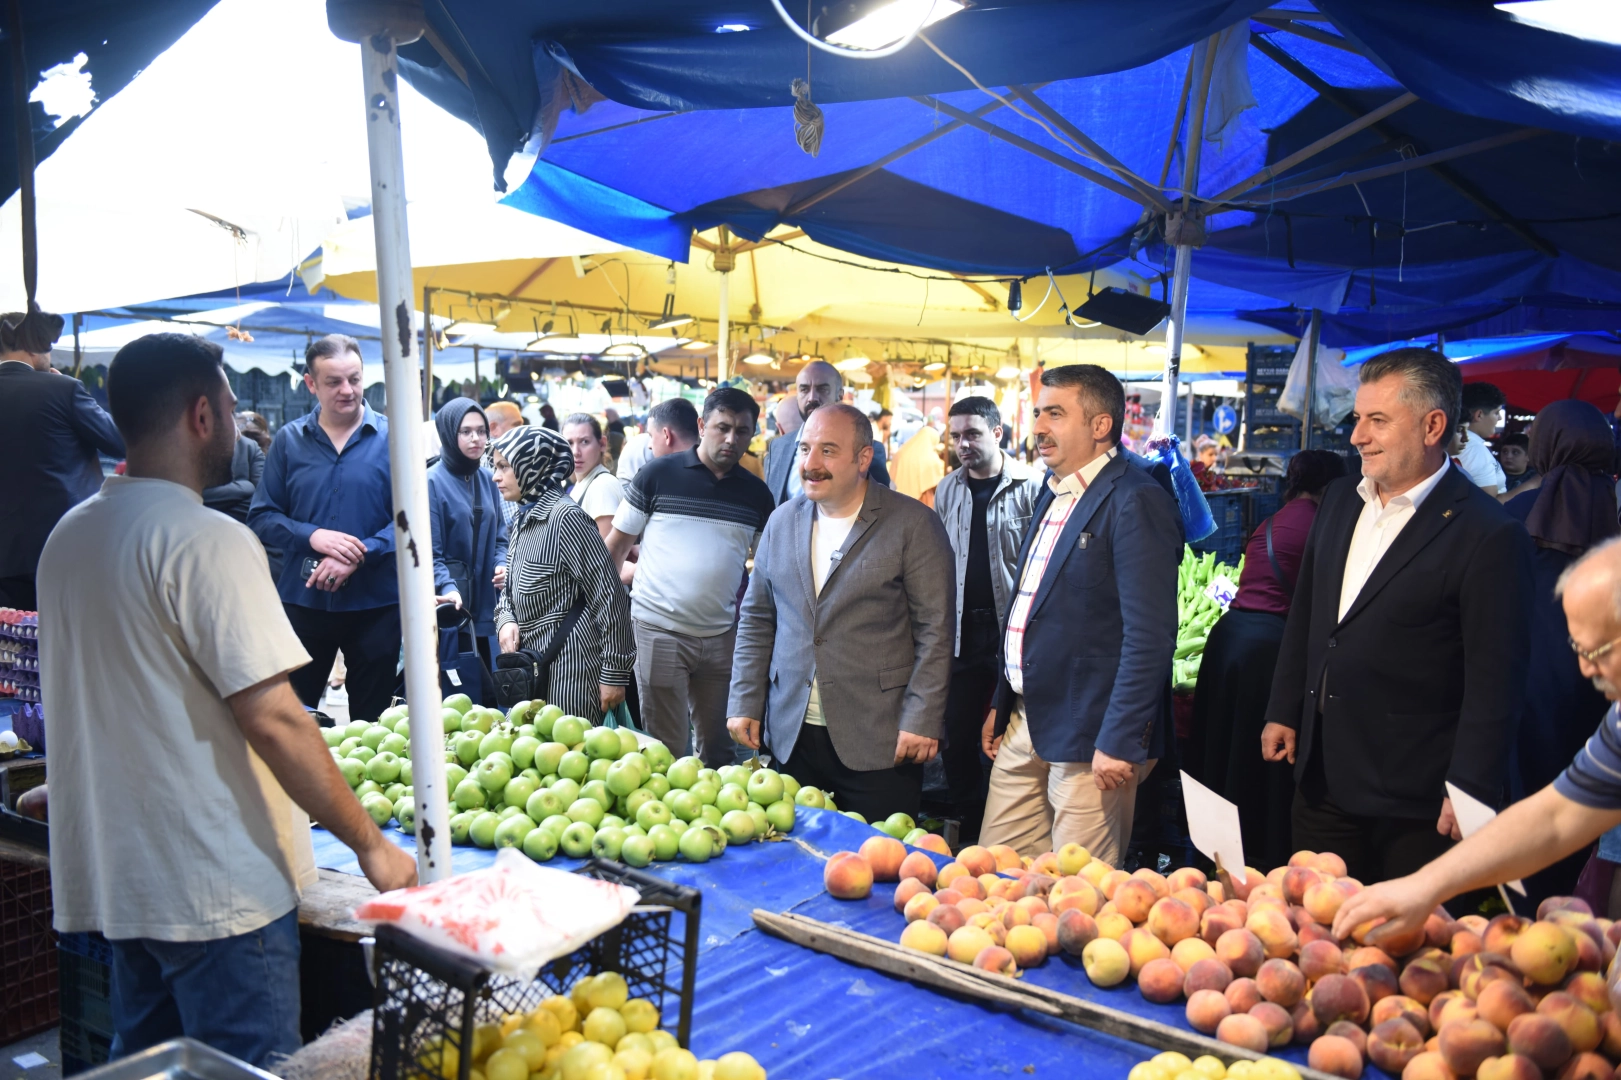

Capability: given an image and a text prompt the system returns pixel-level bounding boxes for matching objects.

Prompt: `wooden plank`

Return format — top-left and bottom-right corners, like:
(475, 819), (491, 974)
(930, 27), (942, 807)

(298, 868), (379, 941)
(753, 910), (1342, 1080)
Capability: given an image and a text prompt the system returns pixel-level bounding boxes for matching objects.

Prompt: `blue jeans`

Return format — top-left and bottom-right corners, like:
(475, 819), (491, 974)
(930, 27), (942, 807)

(109, 909), (301, 1069)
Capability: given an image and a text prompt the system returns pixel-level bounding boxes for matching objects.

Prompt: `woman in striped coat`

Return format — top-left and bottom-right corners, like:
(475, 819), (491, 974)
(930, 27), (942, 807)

(491, 425), (633, 721)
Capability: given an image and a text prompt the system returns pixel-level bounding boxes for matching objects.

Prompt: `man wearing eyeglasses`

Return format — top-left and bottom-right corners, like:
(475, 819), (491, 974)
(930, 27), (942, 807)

(1333, 535), (1621, 939)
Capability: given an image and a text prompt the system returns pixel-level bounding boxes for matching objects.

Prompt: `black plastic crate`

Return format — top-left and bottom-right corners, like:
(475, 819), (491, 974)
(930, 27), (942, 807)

(59, 948), (114, 1037)
(1190, 490), (1254, 568)
(60, 1015), (113, 1075)
(369, 860), (701, 1080)
(1, 857), (57, 1042)
(58, 931), (115, 966)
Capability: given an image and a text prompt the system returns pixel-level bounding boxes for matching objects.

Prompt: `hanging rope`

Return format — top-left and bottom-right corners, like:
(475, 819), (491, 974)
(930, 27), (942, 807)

(791, 78), (824, 157)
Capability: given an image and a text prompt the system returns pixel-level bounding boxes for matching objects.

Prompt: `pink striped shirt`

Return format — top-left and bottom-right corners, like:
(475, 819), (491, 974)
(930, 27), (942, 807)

(1004, 448), (1117, 695)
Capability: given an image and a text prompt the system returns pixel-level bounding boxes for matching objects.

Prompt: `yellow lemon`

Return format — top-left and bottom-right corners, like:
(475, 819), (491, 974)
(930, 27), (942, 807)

(618, 1000), (660, 1036)
(612, 1049), (653, 1080)
(616, 1034), (655, 1057)
(581, 1064), (626, 1080)
(543, 996), (581, 1034)
(1192, 1057), (1226, 1080)
(1128, 1064), (1168, 1080)
(649, 1047), (698, 1080)
(503, 1031), (547, 1072)
(524, 1010), (563, 1049)
(486, 1048), (530, 1080)
(582, 1007), (628, 1048)
(1153, 1054), (1193, 1074)
(474, 1023), (505, 1063)
(585, 973), (630, 1012)
(645, 1033), (678, 1056)
(560, 1041), (614, 1080)
(712, 1052), (765, 1080)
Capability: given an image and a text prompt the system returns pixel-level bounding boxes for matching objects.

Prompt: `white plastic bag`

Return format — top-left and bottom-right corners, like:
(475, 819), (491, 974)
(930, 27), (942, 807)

(1277, 336), (1357, 427)
(354, 848), (640, 977)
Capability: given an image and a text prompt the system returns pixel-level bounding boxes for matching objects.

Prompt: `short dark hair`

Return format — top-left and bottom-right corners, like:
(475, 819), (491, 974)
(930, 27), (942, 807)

(876, 408), (892, 421)
(107, 333), (229, 446)
(1461, 381), (1506, 419)
(1359, 347), (1462, 432)
(1281, 449), (1348, 502)
(1499, 432), (1529, 450)
(648, 397), (699, 442)
(305, 333), (362, 374)
(1039, 363), (1125, 445)
(562, 413), (603, 440)
(702, 387), (760, 427)
(812, 402), (874, 455)
(0, 308), (64, 355)
(948, 395), (1002, 430)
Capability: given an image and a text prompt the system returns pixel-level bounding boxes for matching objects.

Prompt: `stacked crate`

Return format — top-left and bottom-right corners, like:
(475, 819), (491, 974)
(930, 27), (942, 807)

(0, 857), (57, 1045)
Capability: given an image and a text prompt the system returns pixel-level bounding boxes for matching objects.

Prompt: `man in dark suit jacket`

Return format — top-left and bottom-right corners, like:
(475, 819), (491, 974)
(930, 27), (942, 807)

(0, 310), (125, 608)
(1262, 348), (1534, 884)
(763, 360), (889, 502)
(979, 364), (1183, 865)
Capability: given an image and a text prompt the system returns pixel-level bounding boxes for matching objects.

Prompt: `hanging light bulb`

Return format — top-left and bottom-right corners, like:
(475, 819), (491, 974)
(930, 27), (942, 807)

(833, 343), (870, 373)
(921, 360), (947, 373)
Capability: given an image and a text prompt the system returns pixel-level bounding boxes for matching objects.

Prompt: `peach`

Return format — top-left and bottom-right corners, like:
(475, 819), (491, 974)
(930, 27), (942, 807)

(1313, 974), (1371, 1027)
(1257, 958), (1308, 1008)
(1402, 957), (1453, 1005)
(1174, 887), (1213, 919)
(1114, 879), (1159, 924)
(903, 891), (940, 923)
(859, 836), (907, 881)
(1539, 992), (1601, 1053)
(1172, 937), (1217, 973)
(1029, 851), (1061, 877)
(1452, 931), (1485, 957)
(1483, 915), (1530, 957)
(1081, 937), (1131, 987)
(1514, 922), (1579, 986)
(1311, 852), (1349, 878)
(1032, 912), (1060, 954)
(1426, 913), (1458, 950)
(1015, 895), (1050, 922)
(1440, 1019), (1509, 1077)
(1376, 995), (1433, 1037)
(1600, 1010), (1621, 1058)
(934, 887), (964, 907)
(1078, 859), (1112, 888)
(986, 844), (1022, 872)
(1302, 923), (1341, 949)
(1328, 1020), (1369, 1056)
(1456, 952), (1517, 998)
(1430, 990), (1464, 1032)
(1300, 939), (1346, 982)
(1456, 914), (1489, 936)
(1056, 909), (1099, 957)
(1132, 868), (1170, 898)
(1507, 1012), (1574, 1071)
(1248, 907), (1301, 960)
(936, 862), (971, 890)
(1006, 924), (1048, 969)
(1476, 1056), (1543, 1080)
(1227, 977), (1264, 1014)
(1353, 963), (1401, 1007)
(1540, 897), (1593, 920)
(1252, 1001), (1294, 1046)
(928, 904), (968, 936)
(824, 852), (874, 899)
(973, 944), (1018, 976)
(1099, 869), (1133, 900)
(916, 832), (952, 856)
(946, 924), (997, 964)
(1437, 999), (1481, 1031)
(1571, 930), (1604, 974)
(953, 875), (986, 902)
(1147, 897), (1200, 946)
(1051, 882), (1103, 918)
(1293, 1000), (1324, 1045)
(1123, 927), (1172, 977)
(1546, 909), (1604, 949)
(1168, 867), (1208, 893)
(1202, 907), (1245, 947)
(1403, 1051), (1458, 1080)
(1228, 867), (1265, 901)
(1271, 865), (1294, 888)
(1097, 911), (1134, 941)
(980, 873), (1009, 898)
(1217, 1013), (1271, 1053)
(1477, 979), (1536, 1030)
(1187, 989), (1232, 1034)
(1563, 972), (1609, 1016)
(899, 919), (949, 956)
(1556, 1053), (1611, 1080)
(896, 851), (938, 888)
(1371, 1018), (1428, 1074)
(893, 877), (930, 912)
(1138, 957), (1186, 1004)
(1351, 946), (1399, 972)
(1309, 1033), (1365, 1079)
(956, 845), (996, 877)
(957, 897), (990, 919)
(969, 912), (1007, 946)
(1306, 881), (1351, 925)
(1369, 920), (1430, 959)
(1285, 866), (1324, 906)
(1001, 902), (1031, 929)
(1179, 956), (1232, 999)
(1207, 880), (1228, 904)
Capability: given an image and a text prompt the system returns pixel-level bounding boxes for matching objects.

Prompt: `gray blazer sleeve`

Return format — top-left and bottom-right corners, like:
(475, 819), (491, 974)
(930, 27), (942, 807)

(897, 505), (956, 739)
(727, 512), (780, 720)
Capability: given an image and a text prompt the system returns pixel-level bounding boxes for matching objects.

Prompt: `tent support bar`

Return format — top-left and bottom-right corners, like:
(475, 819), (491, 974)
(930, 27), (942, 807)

(1300, 308), (1321, 451)
(1211, 92), (1419, 205)
(1259, 128), (1543, 204)
(7, 0), (37, 306)
(784, 95), (1021, 217)
(1157, 52), (1196, 190)
(354, 22), (451, 883)
(508, 257), (559, 298)
(1249, 34), (1559, 258)
(1251, 15), (1364, 55)
(1159, 35), (1217, 434)
(717, 225), (731, 382)
(1006, 85), (1174, 212)
(910, 95), (1158, 210)
(950, 274), (1001, 310)
(422, 285), (434, 416)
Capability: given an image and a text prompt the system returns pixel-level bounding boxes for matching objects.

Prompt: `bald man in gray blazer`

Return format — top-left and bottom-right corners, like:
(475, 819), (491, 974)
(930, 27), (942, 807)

(728, 404), (955, 823)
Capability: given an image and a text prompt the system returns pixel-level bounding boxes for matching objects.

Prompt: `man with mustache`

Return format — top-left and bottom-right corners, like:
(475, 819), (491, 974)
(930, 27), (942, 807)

(728, 403), (954, 822)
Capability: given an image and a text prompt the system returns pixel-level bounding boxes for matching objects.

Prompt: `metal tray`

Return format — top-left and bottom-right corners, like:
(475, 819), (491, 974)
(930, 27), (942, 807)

(68, 1039), (282, 1080)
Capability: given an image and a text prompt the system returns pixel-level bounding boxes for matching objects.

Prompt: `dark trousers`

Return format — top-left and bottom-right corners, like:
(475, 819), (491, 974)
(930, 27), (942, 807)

(0, 573), (36, 610)
(283, 603), (401, 721)
(1292, 787), (1452, 884)
(942, 653), (999, 835)
(779, 723), (923, 826)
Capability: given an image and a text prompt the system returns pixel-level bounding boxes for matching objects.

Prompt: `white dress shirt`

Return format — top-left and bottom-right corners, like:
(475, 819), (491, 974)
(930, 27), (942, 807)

(1337, 459), (1451, 621)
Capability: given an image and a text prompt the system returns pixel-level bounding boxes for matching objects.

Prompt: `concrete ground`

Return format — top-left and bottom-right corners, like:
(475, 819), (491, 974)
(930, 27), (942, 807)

(1, 1029), (61, 1080)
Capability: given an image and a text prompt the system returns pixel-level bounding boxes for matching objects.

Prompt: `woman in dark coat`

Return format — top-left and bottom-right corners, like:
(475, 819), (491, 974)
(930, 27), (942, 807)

(1502, 400), (1618, 903)
(428, 399), (508, 669)
(1186, 450), (1346, 872)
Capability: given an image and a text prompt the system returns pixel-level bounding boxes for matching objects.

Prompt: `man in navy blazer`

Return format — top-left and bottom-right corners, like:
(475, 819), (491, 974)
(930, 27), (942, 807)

(0, 310), (125, 609)
(979, 364), (1182, 865)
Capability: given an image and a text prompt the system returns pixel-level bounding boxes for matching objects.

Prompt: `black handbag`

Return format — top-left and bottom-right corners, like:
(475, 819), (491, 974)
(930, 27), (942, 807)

(492, 595), (589, 708)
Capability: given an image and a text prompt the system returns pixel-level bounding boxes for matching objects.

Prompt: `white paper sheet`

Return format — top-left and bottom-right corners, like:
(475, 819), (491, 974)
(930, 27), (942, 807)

(1180, 770), (1247, 883)
(1444, 782), (1527, 896)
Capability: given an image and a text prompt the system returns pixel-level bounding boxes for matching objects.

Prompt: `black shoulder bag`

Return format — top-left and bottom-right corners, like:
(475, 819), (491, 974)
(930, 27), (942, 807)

(492, 594), (590, 708)
(1265, 515), (1294, 599)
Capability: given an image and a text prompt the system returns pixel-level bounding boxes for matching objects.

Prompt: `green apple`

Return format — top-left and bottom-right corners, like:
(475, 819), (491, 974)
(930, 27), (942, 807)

(520, 768), (541, 785)
(677, 826), (714, 863)
(746, 806), (769, 838)
(339, 736), (363, 755)
(689, 780), (718, 807)
(648, 824), (681, 861)
(616, 729), (639, 757)
(337, 758), (366, 788)
(586, 725), (622, 761)
(558, 750), (590, 781)
(444, 763), (468, 792)
(567, 798), (605, 828)
(539, 773), (559, 788)
(526, 788), (565, 822)
(842, 810), (866, 825)
(623, 789), (655, 820)
(469, 810), (501, 848)
(533, 742), (567, 776)
(606, 758), (646, 797)
(664, 790), (700, 823)
(360, 792), (394, 826)
(344, 720), (370, 740)
(367, 751), (403, 784)
(765, 800), (796, 833)
(453, 777), (488, 810)
(794, 786), (825, 808)
(720, 809), (756, 845)
(479, 729), (515, 759)
(620, 833), (655, 868)
(505, 699), (533, 725)
(539, 814), (572, 839)
(623, 823), (646, 838)
(579, 780), (613, 810)
(592, 826), (626, 861)
(642, 741), (674, 774)
(448, 810), (474, 844)
(516, 724), (537, 740)
(718, 765), (750, 789)
(697, 768), (721, 787)
(504, 775), (539, 810)
(715, 784), (750, 814)
(498, 805), (524, 820)
(395, 797), (417, 834)
(587, 757), (612, 783)
(698, 804), (723, 827)
(354, 779), (383, 799)
(903, 827), (929, 846)
(509, 735), (541, 770)
(348, 744), (377, 765)
(453, 730), (483, 766)
(444, 692), (474, 714)
(536, 704), (565, 734)
(379, 732), (408, 757)
(700, 822), (728, 856)
(493, 813), (536, 850)
(522, 826), (558, 862)
(392, 715), (414, 736)
(460, 708), (493, 735)
(780, 773), (801, 800)
(361, 724), (390, 751)
(384, 783), (408, 803)
(882, 812), (916, 840)
(641, 774), (672, 801)
(665, 757), (701, 791)
(549, 777), (581, 806)
(379, 704), (409, 726)
(440, 707), (464, 734)
(321, 726), (346, 748)
(398, 758), (414, 786)
(559, 821), (595, 858)
(618, 750), (649, 777)
(824, 794), (838, 812)
(551, 716), (587, 748)
(599, 814), (626, 832)
(476, 756), (513, 793)
(746, 769), (785, 806)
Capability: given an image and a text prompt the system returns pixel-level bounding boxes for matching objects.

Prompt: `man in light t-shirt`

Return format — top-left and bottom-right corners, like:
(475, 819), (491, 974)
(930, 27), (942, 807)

(1456, 381), (1506, 495)
(37, 333), (416, 1068)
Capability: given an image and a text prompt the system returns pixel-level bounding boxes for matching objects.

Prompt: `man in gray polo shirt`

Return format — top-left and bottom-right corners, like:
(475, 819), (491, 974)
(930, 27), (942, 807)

(606, 387), (775, 766)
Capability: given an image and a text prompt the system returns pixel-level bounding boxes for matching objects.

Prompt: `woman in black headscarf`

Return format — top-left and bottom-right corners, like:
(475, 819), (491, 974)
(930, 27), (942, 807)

(1503, 399), (1619, 901)
(490, 425), (633, 721)
(428, 399), (508, 670)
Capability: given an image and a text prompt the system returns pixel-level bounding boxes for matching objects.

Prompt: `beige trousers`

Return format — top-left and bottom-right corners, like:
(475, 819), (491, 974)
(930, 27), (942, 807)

(979, 707), (1155, 865)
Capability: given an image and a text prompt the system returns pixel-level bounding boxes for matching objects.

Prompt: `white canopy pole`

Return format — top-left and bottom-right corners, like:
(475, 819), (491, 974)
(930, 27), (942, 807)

(715, 226), (734, 382)
(1157, 35), (1217, 435)
(331, 0), (450, 883)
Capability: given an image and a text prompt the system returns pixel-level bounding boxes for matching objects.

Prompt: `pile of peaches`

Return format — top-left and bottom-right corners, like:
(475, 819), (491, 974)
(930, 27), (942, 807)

(829, 839), (1621, 1080)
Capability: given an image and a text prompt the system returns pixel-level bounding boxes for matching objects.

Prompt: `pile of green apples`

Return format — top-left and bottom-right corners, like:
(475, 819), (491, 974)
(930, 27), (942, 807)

(322, 693), (857, 868)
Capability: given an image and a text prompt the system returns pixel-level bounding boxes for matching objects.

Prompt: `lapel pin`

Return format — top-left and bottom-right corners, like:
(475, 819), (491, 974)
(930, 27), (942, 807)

(1442, 509), (1455, 519)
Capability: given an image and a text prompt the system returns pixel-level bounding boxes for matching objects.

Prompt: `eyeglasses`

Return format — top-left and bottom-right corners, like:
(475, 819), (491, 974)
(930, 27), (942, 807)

(1569, 634), (1621, 663)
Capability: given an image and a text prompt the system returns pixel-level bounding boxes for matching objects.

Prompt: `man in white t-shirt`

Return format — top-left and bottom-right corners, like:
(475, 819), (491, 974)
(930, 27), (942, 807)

(1456, 381), (1506, 495)
(563, 412), (624, 539)
(37, 333), (416, 1068)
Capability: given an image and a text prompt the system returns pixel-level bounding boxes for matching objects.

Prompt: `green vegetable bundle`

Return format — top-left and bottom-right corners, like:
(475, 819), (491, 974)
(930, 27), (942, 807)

(1173, 546), (1243, 693)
